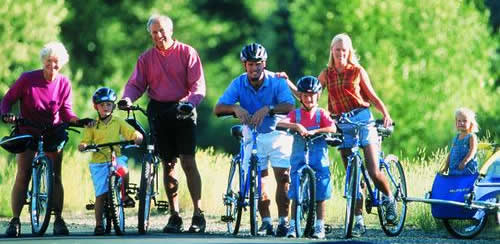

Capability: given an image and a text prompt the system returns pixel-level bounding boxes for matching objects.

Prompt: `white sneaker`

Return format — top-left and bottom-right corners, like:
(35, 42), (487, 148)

(311, 225), (325, 239)
(286, 225), (296, 238)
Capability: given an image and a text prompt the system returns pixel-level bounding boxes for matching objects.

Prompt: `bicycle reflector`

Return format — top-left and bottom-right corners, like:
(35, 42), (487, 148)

(0, 134), (33, 153)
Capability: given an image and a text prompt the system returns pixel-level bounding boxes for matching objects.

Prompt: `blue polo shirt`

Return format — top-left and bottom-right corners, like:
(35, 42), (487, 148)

(217, 70), (295, 133)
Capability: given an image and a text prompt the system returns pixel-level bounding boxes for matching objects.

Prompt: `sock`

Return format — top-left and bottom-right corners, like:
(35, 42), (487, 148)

(355, 215), (364, 225)
(262, 217), (272, 224)
(384, 194), (395, 202)
(279, 216), (288, 225)
(316, 219), (324, 228)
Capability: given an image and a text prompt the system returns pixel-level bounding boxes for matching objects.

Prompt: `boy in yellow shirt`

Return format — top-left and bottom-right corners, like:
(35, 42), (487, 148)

(79, 87), (143, 235)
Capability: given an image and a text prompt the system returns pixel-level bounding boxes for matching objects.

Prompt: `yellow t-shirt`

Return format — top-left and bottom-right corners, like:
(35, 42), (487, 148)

(80, 115), (139, 163)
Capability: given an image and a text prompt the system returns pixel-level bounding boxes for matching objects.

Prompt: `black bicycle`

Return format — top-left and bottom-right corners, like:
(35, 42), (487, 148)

(0, 118), (81, 236)
(118, 104), (169, 234)
(82, 140), (139, 235)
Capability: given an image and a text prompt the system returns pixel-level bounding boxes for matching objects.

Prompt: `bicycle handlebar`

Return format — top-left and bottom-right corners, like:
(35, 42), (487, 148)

(7, 117), (83, 135)
(276, 126), (343, 146)
(82, 140), (136, 152)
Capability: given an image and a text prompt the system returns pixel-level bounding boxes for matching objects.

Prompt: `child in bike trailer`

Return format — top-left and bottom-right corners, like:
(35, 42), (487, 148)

(278, 76), (336, 239)
(440, 107), (479, 176)
(78, 87), (143, 235)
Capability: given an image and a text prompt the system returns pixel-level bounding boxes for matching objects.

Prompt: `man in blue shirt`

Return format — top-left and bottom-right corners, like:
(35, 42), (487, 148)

(214, 43), (295, 237)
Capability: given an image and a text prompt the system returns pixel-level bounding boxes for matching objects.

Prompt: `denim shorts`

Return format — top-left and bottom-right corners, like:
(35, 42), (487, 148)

(338, 108), (378, 149)
(89, 156), (128, 197)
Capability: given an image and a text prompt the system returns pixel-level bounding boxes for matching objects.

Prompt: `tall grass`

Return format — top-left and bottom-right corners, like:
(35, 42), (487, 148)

(0, 144), (496, 234)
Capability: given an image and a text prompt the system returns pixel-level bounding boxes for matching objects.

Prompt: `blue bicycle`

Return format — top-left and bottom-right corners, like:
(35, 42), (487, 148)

(276, 126), (342, 237)
(221, 122), (262, 236)
(338, 115), (407, 238)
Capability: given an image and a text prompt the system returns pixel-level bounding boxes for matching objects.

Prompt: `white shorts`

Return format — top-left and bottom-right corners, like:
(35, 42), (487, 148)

(242, 128), (292, 171)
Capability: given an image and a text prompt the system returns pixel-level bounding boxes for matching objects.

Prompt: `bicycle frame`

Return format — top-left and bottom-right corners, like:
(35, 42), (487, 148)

(238, 127), (262, 210)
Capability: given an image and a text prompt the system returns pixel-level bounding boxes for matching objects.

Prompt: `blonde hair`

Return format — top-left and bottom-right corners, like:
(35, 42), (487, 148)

(147, 14), (173, 33)
(327, 33), (359, 68)
(39, 42), (69, 67)
(455, 107), (479, 133)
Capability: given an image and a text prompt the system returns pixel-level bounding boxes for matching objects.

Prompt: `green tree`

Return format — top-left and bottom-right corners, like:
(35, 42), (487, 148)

(289, 0), (498, 158)
(0, 0), (68, 94)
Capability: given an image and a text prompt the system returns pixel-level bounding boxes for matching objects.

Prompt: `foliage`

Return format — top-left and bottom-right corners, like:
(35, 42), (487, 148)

(289, 0), (499, 157)
(0, 0), (68, 94)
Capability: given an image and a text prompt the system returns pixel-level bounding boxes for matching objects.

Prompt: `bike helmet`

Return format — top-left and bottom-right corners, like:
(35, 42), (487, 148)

(240, 43), (268, 62)
(0, 134), (33, 154)
(92, 87), (117, 104)
(296, 76), (322, 93)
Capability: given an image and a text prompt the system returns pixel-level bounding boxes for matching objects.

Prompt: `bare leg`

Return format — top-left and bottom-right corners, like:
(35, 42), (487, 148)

(363, 144), (392, 196)
(273, 167), (290, 218)
(179, 154), (202, 215)
(94, 194), (106, 226)
(11, 150), (35, 218)
(47, 150), (65, 218)
(258, 169), (271, 218)
(162, 159), (179, 215)
(316, 200), (326, 221)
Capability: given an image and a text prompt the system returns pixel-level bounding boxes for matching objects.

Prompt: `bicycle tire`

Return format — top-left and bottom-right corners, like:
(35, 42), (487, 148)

(294, 166), (316, 238)
(344, 156), (360, 238)
(443, 215), (488, 239)
(30, 156), (54, 236)
(377, 155), (407, 236)
(103, 199), (112, 234)
(249, 156), (259, 236)
(138, 155), (155, 234)
(109, 174), (125, 235)
(223, 156), (241, 234)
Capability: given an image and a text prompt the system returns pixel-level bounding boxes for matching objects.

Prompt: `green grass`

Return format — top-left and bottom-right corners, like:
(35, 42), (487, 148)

(0, 145), (497, 234)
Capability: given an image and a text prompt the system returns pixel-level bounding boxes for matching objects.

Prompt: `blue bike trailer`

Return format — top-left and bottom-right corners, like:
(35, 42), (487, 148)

(430, 174), (479, 219)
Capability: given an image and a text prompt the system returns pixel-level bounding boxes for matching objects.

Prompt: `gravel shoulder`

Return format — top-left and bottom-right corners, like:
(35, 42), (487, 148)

(0, 212), (498, 243)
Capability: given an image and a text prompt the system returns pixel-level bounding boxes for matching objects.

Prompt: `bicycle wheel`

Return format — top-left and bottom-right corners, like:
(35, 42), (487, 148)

(294, 167), (316, 238)
(102, 199), (112, 234)
(343, 156), (359, 238)
(108, 174), (125, 235)
(223, 156), (242, 234)
(30, 156), (54, 235)
(249, 156), (259, 236)
(443, 215), (488, 239)
(377, 155), (407, 236)
(138, 155), (155, 234)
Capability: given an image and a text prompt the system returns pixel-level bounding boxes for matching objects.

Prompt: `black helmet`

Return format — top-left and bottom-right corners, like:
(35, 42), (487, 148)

(240, 43), (268, 62)
(297, 76), (322, 93)
(92, 87), (117, 104)
(0, 134), (33, 154)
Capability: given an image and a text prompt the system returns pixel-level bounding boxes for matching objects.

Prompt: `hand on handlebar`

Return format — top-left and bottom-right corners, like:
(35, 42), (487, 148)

(176, 102), (194, 119)
(118, 98), (132, 110)
(74, 118), (96, 128)
(1, 113), (16, 124)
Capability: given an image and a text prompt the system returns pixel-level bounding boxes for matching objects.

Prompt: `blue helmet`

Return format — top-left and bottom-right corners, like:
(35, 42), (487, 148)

(240, 43), (268, 62)
(297, 76), (322, 93)
(92, 87), (117, 104)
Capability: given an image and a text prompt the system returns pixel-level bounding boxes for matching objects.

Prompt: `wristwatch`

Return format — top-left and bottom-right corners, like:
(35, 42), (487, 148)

(268, 105), (275, 116)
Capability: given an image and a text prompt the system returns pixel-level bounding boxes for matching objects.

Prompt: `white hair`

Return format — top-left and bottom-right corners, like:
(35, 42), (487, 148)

(39, 42), (69, 67)
(146, 14), (173, 33)
(455, 107), (479, 133)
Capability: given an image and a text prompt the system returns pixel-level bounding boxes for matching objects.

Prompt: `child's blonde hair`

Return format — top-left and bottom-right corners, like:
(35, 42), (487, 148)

(455, 107), (479, 133)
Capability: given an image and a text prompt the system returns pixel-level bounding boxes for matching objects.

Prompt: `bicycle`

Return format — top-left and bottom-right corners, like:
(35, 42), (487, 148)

(81, 140), (139, 235)
(337, 114), (407, 238)
(220, 117), (262, 236)
(276, 126), (342, 237)
(0, 118), (81, 236)
(118, 103), (169, 234)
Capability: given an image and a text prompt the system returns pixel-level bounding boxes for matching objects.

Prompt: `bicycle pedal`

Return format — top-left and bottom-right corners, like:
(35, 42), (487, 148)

(126, 183), (138, 194)
(155, 200), (169, 212)
(86, 203), (95, 210)
(221, 215), (234, 222)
